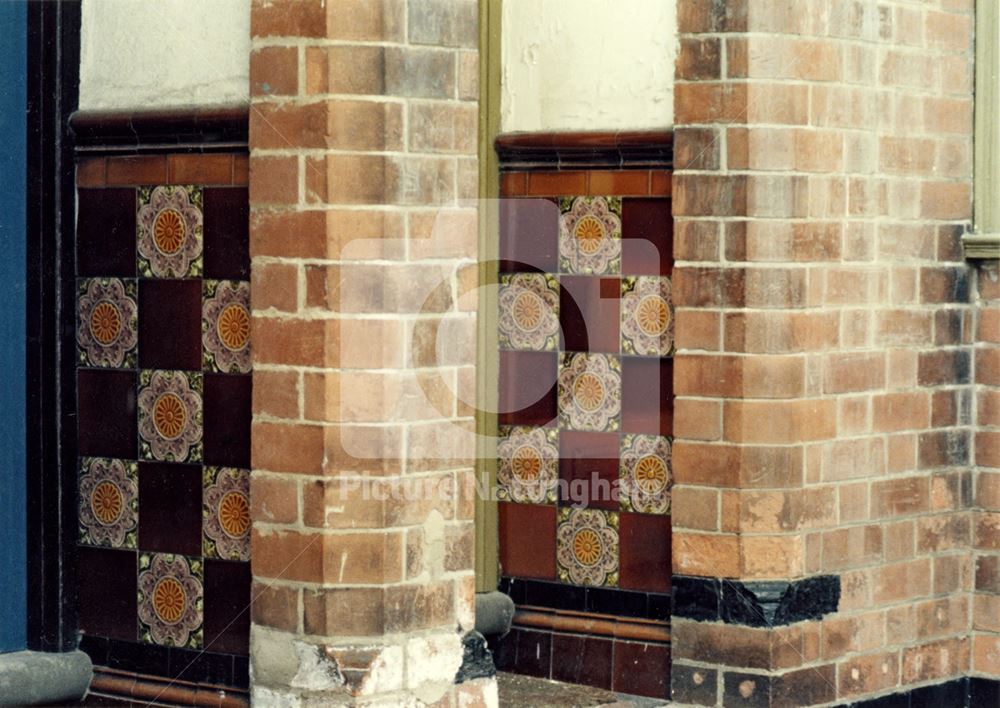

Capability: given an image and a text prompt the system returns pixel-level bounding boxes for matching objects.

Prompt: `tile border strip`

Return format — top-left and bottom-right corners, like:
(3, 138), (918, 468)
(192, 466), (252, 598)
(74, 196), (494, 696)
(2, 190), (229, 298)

(672, 574), (841, 627)
(495, 130), (674, 172)
(69, 107), (249, 155)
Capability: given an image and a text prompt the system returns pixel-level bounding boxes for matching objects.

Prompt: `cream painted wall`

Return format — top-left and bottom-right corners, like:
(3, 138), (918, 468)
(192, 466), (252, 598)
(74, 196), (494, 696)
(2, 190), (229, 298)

(500, 0), (676, 132)
(79, 0), (250, 111)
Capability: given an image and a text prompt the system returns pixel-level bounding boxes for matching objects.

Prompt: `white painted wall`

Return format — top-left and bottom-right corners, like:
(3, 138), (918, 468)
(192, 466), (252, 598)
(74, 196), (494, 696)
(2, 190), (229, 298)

(79, 0), (250, 111)
(501, 0), (676, 132)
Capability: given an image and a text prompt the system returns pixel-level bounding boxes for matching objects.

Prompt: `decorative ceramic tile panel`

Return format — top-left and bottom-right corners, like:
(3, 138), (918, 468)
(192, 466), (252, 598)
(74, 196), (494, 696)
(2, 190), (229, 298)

(77, 278), (138, 368)
(137, 552), (204, 648)
(556, 507), (619, 587)
(78, 457), (139, 549)
(498, 186), (673, 598)
(137, 185), (204, 278)
(75, 176), (250, 679)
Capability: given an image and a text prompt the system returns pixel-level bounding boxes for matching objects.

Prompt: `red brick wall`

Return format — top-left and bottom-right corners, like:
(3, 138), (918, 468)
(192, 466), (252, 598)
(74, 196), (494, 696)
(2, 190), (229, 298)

(671, 0), (979, 704)
(974, 261), (1000, 676)
(247, 0), (492, 704)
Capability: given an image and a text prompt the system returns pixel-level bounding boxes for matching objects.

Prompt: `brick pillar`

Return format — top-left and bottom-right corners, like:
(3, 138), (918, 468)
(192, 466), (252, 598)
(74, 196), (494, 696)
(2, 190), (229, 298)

(671, 1), (976, 705)
(247, 1), (493, 704)
(974, 262), (1000, 677)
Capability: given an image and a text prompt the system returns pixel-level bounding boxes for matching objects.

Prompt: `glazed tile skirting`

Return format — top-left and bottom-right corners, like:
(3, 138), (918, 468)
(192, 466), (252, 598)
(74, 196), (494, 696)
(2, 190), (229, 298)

(74, 153), (250, 688)
(671, 575), (841, 627)
(494, 153), (673, 700)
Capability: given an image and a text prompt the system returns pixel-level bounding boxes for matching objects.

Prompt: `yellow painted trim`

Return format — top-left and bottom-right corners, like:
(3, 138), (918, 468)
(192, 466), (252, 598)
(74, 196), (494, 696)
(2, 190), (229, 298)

(474, 0), (502, 592)
(970, 2), (1000, 259)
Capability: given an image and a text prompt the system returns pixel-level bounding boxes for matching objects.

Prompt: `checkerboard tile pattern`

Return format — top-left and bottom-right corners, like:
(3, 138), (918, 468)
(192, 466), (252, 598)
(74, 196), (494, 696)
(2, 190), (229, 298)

(75, 179), (250, 662)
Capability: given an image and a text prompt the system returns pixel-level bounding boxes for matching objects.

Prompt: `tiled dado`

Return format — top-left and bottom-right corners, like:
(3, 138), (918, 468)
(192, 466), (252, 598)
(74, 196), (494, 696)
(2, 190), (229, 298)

(495, 165), (672, 700)
(74, 155), (250, 687)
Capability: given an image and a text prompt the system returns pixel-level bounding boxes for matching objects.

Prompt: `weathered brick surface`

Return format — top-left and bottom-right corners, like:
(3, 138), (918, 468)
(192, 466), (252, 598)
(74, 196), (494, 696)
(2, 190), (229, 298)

(249, 0), (485, 704)
(672, 0), (981, 704)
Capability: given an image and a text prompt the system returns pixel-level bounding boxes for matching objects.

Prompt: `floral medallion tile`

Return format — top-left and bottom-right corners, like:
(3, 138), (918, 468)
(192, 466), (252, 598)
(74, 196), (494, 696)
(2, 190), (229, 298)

(498, 273), (560, 351)
(556, 507), (619, 587)
(138, 370), (203, 463)
(558, 196), (622, 275)
(621, 276), (674, 356)
(497, 426), (559, 504)
(558, 353), (621, 432)
(137, 185), (204, 278)
(77, 278), (138, 368)
(78, 457), (138, 549)
(203, 280), (251, 373)
(203, 467), (251, 561)
(620, 435), (672, 514)
(138, 552), (203, 648)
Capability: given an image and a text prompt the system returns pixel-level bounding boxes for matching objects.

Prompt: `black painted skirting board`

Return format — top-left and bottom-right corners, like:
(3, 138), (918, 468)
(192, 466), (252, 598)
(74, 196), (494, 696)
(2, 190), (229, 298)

(838, 676), (999, 708)
(672, 575), (841, 627)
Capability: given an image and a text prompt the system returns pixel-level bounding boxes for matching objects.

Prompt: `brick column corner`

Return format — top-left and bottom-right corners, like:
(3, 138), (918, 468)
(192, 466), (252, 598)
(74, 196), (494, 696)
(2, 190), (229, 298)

(247, 0), (494, 704)
(671, 0), (977, 705)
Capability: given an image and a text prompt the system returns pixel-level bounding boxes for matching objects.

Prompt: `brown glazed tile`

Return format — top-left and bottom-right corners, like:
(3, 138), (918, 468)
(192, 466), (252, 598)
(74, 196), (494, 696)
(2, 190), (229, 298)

(559, 431), (620, 511)
(203, 559), (251, 654)
(76, 158), (106, 187)
(499, 502), (557, 579)
(560, 276), (621, 354)
(622, 198), (673, 276)
(500, 172), (527, 197)
(77, 546), (138, 641)
(168, 155), (235, 185)
(77, 189), (137, 277)
(650, 171), (672, 197)
(588, 171), (650, 196)
(498, 351), (558, 427)
(137, 462), (202, 556)
(78, 369), (137, 459)
(619, 512), (672, 592)
(612, 640), (671, 699)
(621, 357), (673, 436)
(551, 633), (614, 689)
(138, 279), (203, 371)
(203, 188), (250, 281)
(527, 171), (588, 197)
(203, 373), (252, 468)
(105, 155), (168, 185)
(499, 198), (559, 273)
(232, 154), (250, 186)
(514, 628), (553, 678)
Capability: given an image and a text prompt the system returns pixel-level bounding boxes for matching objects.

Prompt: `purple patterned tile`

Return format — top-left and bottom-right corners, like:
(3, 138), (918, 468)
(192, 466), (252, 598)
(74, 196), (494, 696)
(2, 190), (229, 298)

(77, 278), (138, 369)
(557, 352), (621, 432)
(620, 434), (672, 514)
(138, 552), (203, 648)
(203, 280), (251, 373)
(497, 426), (559, 504)
(203, 467), (251, 561)
(621, 276), (674, 356)
(138, 370), (203, 463)
(559, 196), (621, 275)
(78, 457), (138, 549)
(137, 185), (203, 278)
(556, 507), (619, 587)
(498, 273), (560, 351)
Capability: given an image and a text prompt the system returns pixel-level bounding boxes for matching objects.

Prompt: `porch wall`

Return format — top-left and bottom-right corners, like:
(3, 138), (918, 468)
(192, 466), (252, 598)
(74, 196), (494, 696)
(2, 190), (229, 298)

(670, 0), (986, 704)
(246, 0), (492, 705)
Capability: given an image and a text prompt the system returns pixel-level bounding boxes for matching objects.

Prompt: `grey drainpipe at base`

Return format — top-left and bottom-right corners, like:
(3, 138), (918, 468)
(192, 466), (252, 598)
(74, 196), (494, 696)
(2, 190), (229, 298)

(0, 650), (92, 705)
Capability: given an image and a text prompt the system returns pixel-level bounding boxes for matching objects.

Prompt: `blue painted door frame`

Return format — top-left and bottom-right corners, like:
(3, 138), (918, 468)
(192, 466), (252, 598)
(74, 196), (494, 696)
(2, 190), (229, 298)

(0, 0), (29, 653)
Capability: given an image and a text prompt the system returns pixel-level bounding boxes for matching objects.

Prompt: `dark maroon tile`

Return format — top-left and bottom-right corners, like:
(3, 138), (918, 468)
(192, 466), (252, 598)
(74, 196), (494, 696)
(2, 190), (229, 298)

(498, 351), (558, 426)
(203, 188), (249, 281)
(621, 357), (673, 436)
(622, 198), (672, 276)
(612, 640), (671, 699)
(77, 546), (138, 641)
(499, 198), (559, 273)
(558, 431), (620, 510)
(514, 628), (552, 678)
(619, 512), (671, 592)
(137, 462), (202, 556)
(138, 279), (202, 371)
(203, 373), (251, 468)
(203, 560), (251, 655)
(77, 188), (137, 277)
(551, 633), (613, 689)
(78, 369), (137, 459)
(499, 502), (557, 580)
(559, 276), (621, 354)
